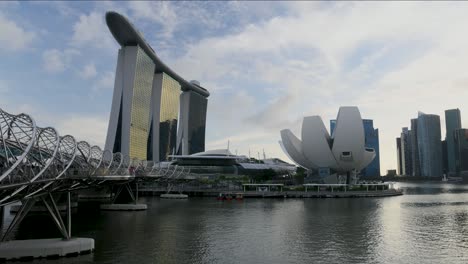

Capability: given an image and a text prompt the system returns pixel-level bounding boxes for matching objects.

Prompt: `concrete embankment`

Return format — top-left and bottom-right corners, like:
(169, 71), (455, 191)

(139, 189), (403, 198)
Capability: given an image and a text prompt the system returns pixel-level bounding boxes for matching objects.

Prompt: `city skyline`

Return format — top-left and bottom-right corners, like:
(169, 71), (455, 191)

(4, 2), (468, 171)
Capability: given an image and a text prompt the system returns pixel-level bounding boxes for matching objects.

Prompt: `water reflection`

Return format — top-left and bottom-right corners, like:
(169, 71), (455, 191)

(4, 183), (468, 263)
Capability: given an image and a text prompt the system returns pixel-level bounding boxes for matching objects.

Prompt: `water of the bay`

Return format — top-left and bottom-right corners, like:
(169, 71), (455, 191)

(5, 182), (468, 264)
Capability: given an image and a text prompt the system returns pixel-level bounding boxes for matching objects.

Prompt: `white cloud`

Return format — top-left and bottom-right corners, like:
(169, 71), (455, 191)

(166, 2), (468, 172)
(42, 49), (79, 73)
(56, 115), (108, 147)
(0, 13), (35, 51)
(93, 71), (114, 91)
(128, 1), (178, 39)
(70, 11), (116, 50)
(79, 63), (98, 79)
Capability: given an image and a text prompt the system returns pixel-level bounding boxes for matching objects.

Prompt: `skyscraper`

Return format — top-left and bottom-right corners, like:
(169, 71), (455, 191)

(361, 120), (380, 177)
(410, 118), (420, 176)
(442, 140), (448, 174)
(177, 87), (208, 155)
(417, 113), (443, 177)
(454, 129), (468, 177)
(105, 45), (155, 161)
(396, 137), (402, 175)
(147, 73), (181, 162)
(401, 127), (413, 176)
(104, 12), (209, 162)
(445, 109), (461, 175)
(331, 119), (380, 177)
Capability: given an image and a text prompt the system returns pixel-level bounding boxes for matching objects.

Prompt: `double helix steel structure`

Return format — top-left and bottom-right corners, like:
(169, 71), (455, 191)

(0, 108), (191, 207)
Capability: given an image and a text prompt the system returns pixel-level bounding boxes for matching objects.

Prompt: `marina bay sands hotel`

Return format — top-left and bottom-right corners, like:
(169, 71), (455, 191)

(104, 12), (209, 162)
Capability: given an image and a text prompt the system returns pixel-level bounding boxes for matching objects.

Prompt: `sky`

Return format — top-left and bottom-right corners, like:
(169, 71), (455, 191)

(2, 1), (468, 173)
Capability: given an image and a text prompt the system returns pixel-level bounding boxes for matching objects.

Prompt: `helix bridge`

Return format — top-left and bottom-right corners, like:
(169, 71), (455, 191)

(0, 107), (191, 242)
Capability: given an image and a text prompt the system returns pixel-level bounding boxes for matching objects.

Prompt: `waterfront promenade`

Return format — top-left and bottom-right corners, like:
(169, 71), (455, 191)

(139, 183), (402, 198)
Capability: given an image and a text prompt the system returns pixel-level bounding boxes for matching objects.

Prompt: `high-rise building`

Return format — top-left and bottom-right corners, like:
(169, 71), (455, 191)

(177, 87), (208, 155)
(104, 12), (209, 162)
(401, 127), (412, 176)
(454, 129), (468, 177)
(410, 118), (420, 176)
(396, 137), (402, 175)
(105, 45), (155, 161)
(147, 73), (181, 162)
(330, 119), (380, 177)
(417, 113), (443, 177)
(442, 140), (448, 174)
(445, 109), (461, 175)
(361, 120), (380, 177)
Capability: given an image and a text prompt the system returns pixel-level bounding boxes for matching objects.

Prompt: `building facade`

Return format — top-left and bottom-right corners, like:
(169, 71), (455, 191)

(177, 88), (208, 155)
(410, 118), (420, 176)
(454, 129), (468, 176)
(445, 109), (462, 175)
(105, 46), (155, 161)
(400, 127), (413, 176)
(417, 113), (443, 177)
(396, 137), (403, 175)
(104, 12), (209, 162)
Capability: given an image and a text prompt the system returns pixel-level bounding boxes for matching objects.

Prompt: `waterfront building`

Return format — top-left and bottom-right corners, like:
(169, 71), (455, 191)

(396, 137), (403, 175)
(103, 12), (209, 162)
(410, 118), (420, 176)
(445, 109), (462, 175)
(417, 113), (443, 177)
(169, 149), (296, 175)
(400, 127), (413, 176)
(331, 119), (380, 177)
(280, 106), (375, 184)
(454, 129), (468, 177)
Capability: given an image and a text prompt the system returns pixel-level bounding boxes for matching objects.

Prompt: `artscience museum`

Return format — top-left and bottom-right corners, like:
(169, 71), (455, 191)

(280, 106), (376, 183)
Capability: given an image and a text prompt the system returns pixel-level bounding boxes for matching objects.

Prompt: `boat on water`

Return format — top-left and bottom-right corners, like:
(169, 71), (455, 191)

(217, 193), (242, 201)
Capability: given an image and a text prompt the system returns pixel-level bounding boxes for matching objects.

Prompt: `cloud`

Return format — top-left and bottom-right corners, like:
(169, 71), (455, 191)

(0, 12), (35, 51)
(70, 11), (116, 50)
(56, 115), (108, 147)
(93, 71), (114, 91)
(79, 63), (98, 79)
(127, 1), (179, 39)
(164, 2), (468, 171)
(42, 49), (79, 73)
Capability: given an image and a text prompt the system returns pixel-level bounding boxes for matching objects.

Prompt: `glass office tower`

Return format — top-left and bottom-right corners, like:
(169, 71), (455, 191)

(410, 118), (420, 176)
(454, 129), (468, 176)
(445, 109), (462, 175)
(396, 137), (403, 175)
(401, 127), (412, 176)
(417, 113), (443, 177)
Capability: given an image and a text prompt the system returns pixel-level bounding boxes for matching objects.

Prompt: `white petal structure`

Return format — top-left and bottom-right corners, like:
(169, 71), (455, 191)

(280, 129), (316, 170)
(301, 116), (337, 169)
(280, 106), (375, 173)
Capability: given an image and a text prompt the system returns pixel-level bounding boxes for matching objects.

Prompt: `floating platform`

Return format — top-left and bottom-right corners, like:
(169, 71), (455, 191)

(160, 194), (188, 199)
(0, 238), (94, 261)
(100, 204), (147, 211)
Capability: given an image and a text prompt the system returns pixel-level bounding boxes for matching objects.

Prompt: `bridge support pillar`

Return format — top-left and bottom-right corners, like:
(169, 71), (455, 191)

(100, 182), (147, 211)
(0, 194), (94, 261)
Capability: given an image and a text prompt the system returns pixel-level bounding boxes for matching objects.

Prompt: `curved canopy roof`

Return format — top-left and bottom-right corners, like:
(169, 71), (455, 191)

(106, 11), (209, 97)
